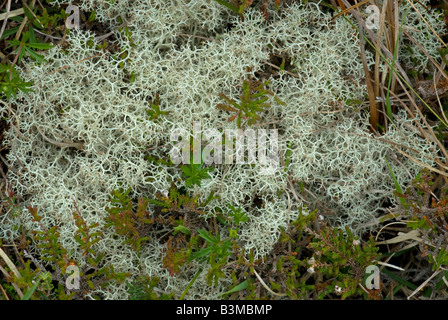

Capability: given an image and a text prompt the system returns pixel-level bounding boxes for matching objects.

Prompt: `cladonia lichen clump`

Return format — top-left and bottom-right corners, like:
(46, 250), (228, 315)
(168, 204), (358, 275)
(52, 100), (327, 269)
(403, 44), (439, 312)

(0, 0), (442, 299)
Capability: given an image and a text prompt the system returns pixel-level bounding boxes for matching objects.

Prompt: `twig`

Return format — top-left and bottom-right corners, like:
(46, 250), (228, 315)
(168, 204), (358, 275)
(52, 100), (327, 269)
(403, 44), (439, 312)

(35, 125), (85, 150)
(23, 249), (48, 275)
(43, 52), (103, 78)
(32, 28), (62, 40)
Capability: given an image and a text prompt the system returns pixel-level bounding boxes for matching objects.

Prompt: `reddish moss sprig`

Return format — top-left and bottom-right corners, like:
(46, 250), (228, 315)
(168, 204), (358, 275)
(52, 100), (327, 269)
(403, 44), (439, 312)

(105, 188), (153, 252)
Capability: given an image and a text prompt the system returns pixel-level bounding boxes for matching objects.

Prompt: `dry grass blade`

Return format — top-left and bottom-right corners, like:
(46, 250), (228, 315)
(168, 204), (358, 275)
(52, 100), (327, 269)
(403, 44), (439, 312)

(375, 221), (407, 241)
(262, 60), (299, 78)
(340, 0), (413, 87)
(179, 33), (219, 43)
(0, 247), (21, 278)
(252, 268), (287, 297)
(375, 229), (422, 245)
(386, 89), (439, 146)
(390, 73), (448, 162)
(19, 0), (41, 35)
(0, 263), (23, 298)
(393, 0), (400, 79)
(443, 275), (448, 288)
(388, 141), (448, 176)
(359, 25), (378, 130)
(434, 73), (448, 126)
(376, 261), (405, 271)
(0, 7), (24, 21)
(0, 282), (9, 300)
(43, 52), (104, 78)
(387, 0), (399, 93)
(14, 0), (37, 41)
(374, 0), (389, 125)
(348, 128), (448, 176)
(435, 53), (448, 85)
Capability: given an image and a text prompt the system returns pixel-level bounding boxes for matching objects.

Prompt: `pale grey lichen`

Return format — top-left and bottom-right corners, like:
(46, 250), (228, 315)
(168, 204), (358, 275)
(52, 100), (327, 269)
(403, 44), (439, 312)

(0, 0), (442, 299)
